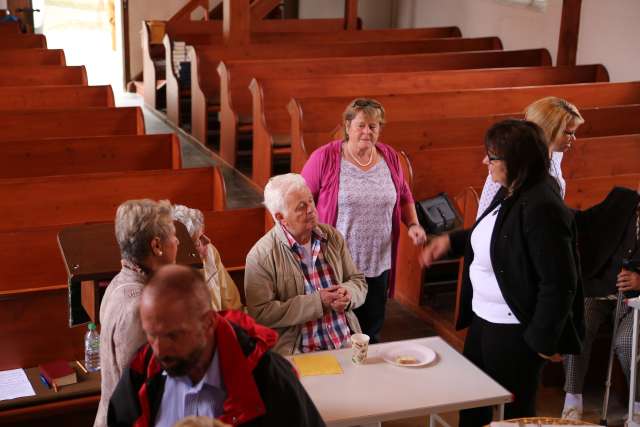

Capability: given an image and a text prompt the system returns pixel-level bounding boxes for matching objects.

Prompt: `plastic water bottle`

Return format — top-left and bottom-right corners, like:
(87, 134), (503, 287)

(84, 322), (100, 372)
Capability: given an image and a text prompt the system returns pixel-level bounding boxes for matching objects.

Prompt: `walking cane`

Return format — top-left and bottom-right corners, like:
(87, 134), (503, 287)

(600, 291), (625, 425)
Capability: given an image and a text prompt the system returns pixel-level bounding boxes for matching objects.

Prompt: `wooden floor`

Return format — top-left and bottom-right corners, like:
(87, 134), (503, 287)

(130, 93), (630, 427)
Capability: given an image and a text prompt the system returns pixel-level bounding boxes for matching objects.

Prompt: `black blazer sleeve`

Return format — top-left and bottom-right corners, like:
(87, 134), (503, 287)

(449, 229), (471, 258)
(521, 200), (579, 355)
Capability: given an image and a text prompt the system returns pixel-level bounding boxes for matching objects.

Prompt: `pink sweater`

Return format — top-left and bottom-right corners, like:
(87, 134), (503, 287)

(301, 140), (414, 296)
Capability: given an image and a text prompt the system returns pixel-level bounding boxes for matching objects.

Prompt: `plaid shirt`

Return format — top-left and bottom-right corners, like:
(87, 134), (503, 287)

(281, 224), (351, 353)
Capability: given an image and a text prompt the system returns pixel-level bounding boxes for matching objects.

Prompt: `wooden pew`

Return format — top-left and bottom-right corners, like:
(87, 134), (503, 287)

(0, 34), (47, 49)
(141, 20), (168, 111)
(0, 20), (20, 34)
(0, 167), (225, 232)
(0, 203), (255, 372)
(0, 49), (66, 66)
(0, 107), (145, 140)
(245, 64), (609, 187)
(291, 104), (640, 173)
(0, 134), (182, 178)
(0, 85), (115, 110)
(0, 66), (87, 87)
(190, 38), (506, 146)
(250, 27), (463, 43)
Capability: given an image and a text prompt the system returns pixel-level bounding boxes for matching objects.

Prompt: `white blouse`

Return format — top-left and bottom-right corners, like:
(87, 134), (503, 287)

(477, 151), (566, 218)
(469, 203), (520, 324)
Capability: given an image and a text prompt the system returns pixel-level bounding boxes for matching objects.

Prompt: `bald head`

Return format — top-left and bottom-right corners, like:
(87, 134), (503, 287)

(142, 264), (212, 317)
(140, 265), (217, 378)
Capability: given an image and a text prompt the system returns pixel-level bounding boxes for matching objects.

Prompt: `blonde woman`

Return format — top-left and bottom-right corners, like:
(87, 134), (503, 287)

(476, 97), (585, 217)
(172, 204), (242, 311)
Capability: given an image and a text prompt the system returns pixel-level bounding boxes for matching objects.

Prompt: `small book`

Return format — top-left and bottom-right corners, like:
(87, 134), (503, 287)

(39, 360), (77, 388)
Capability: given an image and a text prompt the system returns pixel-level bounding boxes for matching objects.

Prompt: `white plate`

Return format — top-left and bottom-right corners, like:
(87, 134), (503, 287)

(381, 343), (437, 367)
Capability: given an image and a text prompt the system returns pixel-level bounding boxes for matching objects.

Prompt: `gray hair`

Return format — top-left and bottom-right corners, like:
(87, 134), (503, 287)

(114, 199), (175, 264)
(172, 204), (204, 240)
(263, 173), (309, 217)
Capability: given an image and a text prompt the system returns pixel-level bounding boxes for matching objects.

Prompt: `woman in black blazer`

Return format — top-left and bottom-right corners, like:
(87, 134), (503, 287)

(421, 119), (584, 426)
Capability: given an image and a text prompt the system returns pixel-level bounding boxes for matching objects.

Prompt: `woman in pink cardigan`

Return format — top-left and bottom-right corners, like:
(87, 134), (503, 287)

(301, 98), (426, 343)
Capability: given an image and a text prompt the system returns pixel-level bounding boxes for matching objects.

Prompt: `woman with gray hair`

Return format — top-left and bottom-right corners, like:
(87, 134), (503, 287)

(94, 199), (179, 427)
(172, 204), (242, 311)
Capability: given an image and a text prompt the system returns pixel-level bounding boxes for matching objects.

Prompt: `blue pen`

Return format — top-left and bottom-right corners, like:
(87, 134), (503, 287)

(40, 374), (51, 389)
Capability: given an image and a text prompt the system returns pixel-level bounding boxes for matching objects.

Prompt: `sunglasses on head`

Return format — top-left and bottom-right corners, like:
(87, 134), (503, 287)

(352, 99), (382, 109)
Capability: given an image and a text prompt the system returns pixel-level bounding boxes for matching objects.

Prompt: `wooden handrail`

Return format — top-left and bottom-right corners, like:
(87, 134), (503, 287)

(168, 0), (209, 24)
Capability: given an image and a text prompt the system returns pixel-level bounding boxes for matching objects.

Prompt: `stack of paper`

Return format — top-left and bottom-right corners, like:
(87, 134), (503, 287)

(0, 369), (35, 401)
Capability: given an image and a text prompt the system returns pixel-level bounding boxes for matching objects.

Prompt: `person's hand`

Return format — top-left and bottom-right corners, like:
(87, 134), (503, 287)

(331, 287), (351, 313)
(319, 286), (340, 311)
(617, 270), (640, 293)
(419, 234), (451, 267)
(538, 353), (563, 362)
(407, 224), (427, 246)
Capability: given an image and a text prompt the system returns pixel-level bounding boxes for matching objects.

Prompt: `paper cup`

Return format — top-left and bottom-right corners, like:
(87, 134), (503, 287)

(351, 333), (370, 365)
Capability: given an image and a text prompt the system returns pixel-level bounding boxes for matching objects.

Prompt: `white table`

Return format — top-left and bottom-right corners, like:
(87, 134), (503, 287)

(293, 337), (512, 427)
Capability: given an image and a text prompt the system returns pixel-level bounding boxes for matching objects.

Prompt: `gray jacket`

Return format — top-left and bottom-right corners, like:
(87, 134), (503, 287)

(245, 223), (367, 355)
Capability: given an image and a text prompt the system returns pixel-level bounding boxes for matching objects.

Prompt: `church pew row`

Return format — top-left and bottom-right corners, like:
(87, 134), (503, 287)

(0, 167), (226, 233)
(245, 64), (609, 187)
(189, 38), (506, 146)
(0, 34), (47, 49)
(288, 81), (640, 168)
(0, 20), (21, 34)
(291, 104), (640, 173)
(0, 85), (115, 111)
(0, 65), (88, 87)
(0, 107), (145, 140)
(0, 134), (182, 179)
(0, 49), (66, 66)
(0, 206), (265, 371)
(201, 48), (551, 164)
(148, 18), (459, 110)
(216, 50), (556, 165)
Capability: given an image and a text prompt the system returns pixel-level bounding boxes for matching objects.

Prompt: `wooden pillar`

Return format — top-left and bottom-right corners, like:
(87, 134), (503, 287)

(556, 0), (582, 66)
(223, 0), (250, 46)
(344, 0), (358, 30)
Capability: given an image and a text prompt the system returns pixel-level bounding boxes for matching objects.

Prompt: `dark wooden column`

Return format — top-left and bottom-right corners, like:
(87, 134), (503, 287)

(223, 0), (250, 46)
(344, 0), (358, 29)
(557, 0), (582, 66)
(251, 0), (282, 20)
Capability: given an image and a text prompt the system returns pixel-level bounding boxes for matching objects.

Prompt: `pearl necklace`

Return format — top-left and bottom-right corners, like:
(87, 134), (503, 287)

(347, 142), (375, 168)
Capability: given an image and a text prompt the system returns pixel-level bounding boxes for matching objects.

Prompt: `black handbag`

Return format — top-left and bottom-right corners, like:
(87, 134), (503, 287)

(415, 193), (461, 235)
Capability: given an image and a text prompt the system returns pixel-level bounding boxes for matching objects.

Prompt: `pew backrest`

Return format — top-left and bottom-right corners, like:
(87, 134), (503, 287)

(0, 85), (115, 110)
(0, 48), (66, 66)
(0, 65), (87, 87)
(0, 34), (47, 49)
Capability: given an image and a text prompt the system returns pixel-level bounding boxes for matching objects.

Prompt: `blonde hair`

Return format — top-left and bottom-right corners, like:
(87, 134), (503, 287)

(114, 199), (174, 264)
(524, 97), (585, 147)
(342, 98), (385, 140)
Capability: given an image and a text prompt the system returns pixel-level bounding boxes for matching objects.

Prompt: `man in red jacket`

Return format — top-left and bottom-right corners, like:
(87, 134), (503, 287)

(107, 265), (325, 427)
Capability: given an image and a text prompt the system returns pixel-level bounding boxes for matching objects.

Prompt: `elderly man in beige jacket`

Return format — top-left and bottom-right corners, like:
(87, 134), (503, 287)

(245, 173), (367, 355)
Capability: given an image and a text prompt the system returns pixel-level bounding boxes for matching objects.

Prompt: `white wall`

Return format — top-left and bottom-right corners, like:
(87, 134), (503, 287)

(0, 0), (7, 10)
(396, 0), (640, 82)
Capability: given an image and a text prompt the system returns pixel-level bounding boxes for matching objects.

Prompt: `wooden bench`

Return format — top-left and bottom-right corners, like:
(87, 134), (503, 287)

(0, 167), (226, 232)
(161, 25), (461, 130)
(0, 20), (20, 34)
(0, 34), (47, 49)
(190, 38), (506, 146)
(211, 48), (551, 164)
(0, 203), (257, 373)
(244, 64), (609, 187)
(0, 85), (115, 110)
(291, 104), (640, 173)
(0, 49), (66, 66)
(0, 66), (87, 86)
(0, 134), (182, 178)
(0, 107), (145, 140)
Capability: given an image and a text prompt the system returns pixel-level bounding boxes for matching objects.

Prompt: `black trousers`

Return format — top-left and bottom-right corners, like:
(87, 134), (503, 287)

(353, 270), (389, 344)
(459, 315), (545, 427)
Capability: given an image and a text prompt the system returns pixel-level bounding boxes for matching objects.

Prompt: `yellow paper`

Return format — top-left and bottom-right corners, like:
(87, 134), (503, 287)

(292, 354), (343, 376)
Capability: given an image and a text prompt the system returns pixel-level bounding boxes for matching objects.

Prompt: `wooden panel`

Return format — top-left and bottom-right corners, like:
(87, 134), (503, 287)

(0, 85), (114, 110)
(0, 107), (143, 140)
(250, 27), (463, 43)
(0, 134), (181, 178)
(557, 0), (582, 66)
(0, 167), (221, 231)
(0, 66), (86, 86)
(0, 33), (46, 48)
(0, 49), (65, 65)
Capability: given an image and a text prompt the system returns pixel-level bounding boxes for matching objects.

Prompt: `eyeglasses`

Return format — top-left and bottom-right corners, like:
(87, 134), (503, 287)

(486, 152), (504, 162)
(563, 130), (577, 138)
